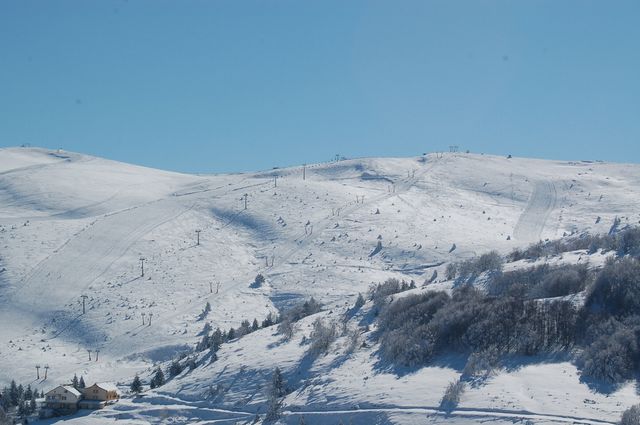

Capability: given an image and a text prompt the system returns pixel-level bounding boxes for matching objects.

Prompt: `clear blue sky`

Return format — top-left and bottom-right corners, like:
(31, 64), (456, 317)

(1, 1), (638, 173)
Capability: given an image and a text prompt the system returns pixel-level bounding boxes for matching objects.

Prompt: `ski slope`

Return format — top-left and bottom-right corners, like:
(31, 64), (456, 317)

(514, 180), (557, 241)
(1, 147), (639, 424)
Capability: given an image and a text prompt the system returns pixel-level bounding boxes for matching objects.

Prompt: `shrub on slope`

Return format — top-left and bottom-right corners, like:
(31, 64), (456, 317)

(585, 257), (640, 316)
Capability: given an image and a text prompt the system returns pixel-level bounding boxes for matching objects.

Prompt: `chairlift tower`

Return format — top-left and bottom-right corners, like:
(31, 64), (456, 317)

(80, 295), (88, 314)
(140, 257), (146, 277)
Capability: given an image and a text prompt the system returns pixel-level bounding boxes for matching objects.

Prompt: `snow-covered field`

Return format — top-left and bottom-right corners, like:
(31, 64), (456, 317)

(1, 146), (639, 424)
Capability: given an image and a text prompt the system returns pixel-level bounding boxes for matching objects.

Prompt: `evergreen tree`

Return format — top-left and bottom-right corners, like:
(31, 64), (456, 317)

(169, 360), (183, 377)
(251, 318), (259, 332)
(130, 375), (142, 393)
(239, 320), (251, 336)
(0, 387), (10, 411)
(24, 385), (32, 401)
(264, 394), (281, 421)
(150, 367), (165, 389)
(271, 367), (285, 397)
(262, 313), (275, 328)
(71, 374), (79, 390)
(0, 405), (9, 425)
(29, 398), (36, 415)
(199, 302), (211, 319)
(265, 367), (289, 422)
(210, 328), (223, 352)
(226, 327), (236, 341)
(196, 332), (210, 352)
(354, 293), (365, 309)
(9, 380), (18, 406)
(16, 384), (23, 403)
(17, 399), (26, 417)
(79, 376), (86, 389)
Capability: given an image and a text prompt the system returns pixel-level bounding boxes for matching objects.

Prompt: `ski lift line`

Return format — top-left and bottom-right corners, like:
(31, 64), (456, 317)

(268, 157), (436, 274)
(96, 201), (278, 347)
(11, 194), (201, 304)
(60, 203), (198, 311)
(24, 178), (279, 358)
(23, 158), (437, 361)
(20, 202), (199, 350)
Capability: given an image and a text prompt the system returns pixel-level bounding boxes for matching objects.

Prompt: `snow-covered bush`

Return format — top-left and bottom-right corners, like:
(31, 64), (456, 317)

(579, 317), (640, 384)
(378, 283), (578, 365)
(586, 257), (640, 316)
(308, 318), (337, 355)
(530, 264), (589, 298)
(277, 298), (323, 340)
(463, 348), (499, 379)
(344, 327), (361, 354)
(620, 404), (640, 425)
(475, 250), (503, 273)
(369, 278), (415, 313)
(440, 379), (465, 411)
(277, 317), (294, 340)
(375, 246), (640, 384)
(618, 228), (640, 257)
(455, 250), (503, 281)
(488, 263), (589, 299)
(378, 291), (449, 365)
(508, 226), (640, 262)
(282, 297), (322, 322)
(445, 263), (458, 280)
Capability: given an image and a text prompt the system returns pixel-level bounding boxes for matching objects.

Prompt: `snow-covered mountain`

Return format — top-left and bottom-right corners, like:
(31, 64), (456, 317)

(1, 146), (639, 424)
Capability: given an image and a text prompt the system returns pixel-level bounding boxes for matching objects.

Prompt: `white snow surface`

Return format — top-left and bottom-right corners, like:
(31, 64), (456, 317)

(1, 147), (639, 424)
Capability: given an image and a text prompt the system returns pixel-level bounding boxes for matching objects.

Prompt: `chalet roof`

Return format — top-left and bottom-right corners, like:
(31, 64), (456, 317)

(90, 382), (119, 393)
(46, 385), (81, 397)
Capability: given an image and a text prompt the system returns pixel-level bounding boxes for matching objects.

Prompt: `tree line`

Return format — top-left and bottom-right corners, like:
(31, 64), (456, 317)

(377, 227), (640, 386)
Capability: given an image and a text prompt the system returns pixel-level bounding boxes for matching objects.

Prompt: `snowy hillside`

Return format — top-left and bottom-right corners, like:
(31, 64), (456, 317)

(1, 146), (639, 424)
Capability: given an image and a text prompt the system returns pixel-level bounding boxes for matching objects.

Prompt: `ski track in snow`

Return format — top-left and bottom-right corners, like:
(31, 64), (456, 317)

(284, 406), (616, 425)
(513, 180), (557, 241)
(284, 407), (616, 425)
(80, 393), (617, 425)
